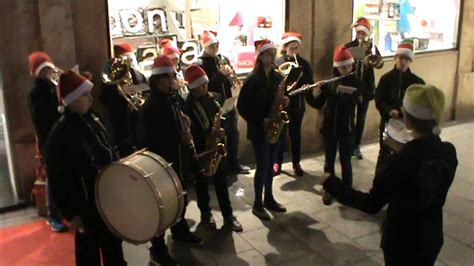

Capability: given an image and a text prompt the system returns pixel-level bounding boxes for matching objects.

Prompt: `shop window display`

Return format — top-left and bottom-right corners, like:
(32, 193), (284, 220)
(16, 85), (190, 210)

(107, 0), (285, 77)
(353, 0), (461, 56)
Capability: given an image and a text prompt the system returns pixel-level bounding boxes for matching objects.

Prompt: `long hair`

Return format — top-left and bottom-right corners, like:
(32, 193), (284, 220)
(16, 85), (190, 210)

(251, 51), (276, 75)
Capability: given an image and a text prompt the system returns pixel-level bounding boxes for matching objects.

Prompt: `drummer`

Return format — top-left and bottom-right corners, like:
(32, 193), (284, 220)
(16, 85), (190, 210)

(322, 84), (458, 264)
(45, 70), (126, 265)
(374, 39), (424, 174)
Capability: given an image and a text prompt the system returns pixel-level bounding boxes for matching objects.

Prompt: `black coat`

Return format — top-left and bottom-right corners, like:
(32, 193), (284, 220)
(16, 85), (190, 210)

(197, 53), (233, 99)
(305, 73), (362, 137)
(345, 39), (383, 101)
(45, 111), (119, 232)
(237, 69), (283, 142)
(27, 78), (60, 155)
(184, 92), (222, 153)
(375, 66), (425, 123)
(323, 135), (457, 260)
(138, 89), (187, 175)
(101, 68), (148, 157)
(276, 54), (314, 114)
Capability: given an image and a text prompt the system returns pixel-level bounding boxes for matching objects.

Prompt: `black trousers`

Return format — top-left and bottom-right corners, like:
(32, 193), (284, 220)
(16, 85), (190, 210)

(251, 139), (278, 204)
(224, 110), (241, 169)
(75, 228), (126, 266)
(276, 111), (304, 165)
(354, 100), (370, 147)
(195, 167), (233, 218)
(383, 248), (438, 266)
(323, 135), (354, 188)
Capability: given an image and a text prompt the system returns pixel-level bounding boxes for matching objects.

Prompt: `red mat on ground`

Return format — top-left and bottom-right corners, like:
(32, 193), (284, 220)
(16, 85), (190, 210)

(0, 221), (75, 266)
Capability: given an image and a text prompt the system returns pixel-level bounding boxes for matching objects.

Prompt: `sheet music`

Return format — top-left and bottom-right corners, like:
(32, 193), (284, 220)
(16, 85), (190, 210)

(348, 46), (366, 60)
(222, 96), (238, 115)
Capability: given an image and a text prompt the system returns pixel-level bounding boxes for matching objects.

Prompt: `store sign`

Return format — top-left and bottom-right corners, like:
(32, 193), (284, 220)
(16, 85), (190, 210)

(110, 8), (169, 38)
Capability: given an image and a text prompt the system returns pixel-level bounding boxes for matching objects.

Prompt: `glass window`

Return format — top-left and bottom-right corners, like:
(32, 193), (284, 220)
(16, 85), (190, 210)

(107, 0), (285, 77)
(352, 0), (461, 56)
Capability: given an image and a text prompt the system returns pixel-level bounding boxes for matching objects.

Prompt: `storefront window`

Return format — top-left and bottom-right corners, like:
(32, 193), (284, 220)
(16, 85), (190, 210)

(107, 0), (285, 77)
(353, 0), (461, 56)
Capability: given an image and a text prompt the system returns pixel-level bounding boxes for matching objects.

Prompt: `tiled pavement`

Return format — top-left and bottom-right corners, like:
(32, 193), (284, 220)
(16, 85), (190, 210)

(1, 122), (474, 265)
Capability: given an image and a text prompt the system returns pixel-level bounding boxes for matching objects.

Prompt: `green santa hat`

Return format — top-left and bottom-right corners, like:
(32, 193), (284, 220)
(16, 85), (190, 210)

(402, 84), (445, 134)
(396, 39), (414, 60)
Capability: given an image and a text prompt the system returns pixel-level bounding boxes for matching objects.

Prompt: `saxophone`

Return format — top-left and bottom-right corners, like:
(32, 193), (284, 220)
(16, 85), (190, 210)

(200, 101), (227, 177)
(264, 73), (302, 143)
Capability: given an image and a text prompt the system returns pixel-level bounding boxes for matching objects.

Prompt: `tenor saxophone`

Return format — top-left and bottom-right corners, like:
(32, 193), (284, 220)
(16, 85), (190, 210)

(201, 105), (227, 177)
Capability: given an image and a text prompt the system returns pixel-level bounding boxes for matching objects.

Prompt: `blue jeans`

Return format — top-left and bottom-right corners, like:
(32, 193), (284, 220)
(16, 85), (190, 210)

(323, 135), (354, 188)
(251, 140), (278, 204)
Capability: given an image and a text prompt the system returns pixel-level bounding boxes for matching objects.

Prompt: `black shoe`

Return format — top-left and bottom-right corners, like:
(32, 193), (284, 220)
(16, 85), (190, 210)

(353, 146), (363, 160)
(172, 232), (204, 246)
(228, 163), (251, 174)
(200, 212), (216, 228)
(252, 205), (271, 221)
(47, 218), (68, 232)
(263, 199), (287, 213)
(222, 215), (243, 232)
(150, 251), (178, 266)
(322, 191), (334, 205)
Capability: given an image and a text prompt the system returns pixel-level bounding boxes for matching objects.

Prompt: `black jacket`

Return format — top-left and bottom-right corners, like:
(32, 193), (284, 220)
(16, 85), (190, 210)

(101, 68), (148, 157)
(27, 78), (60, 155)
(45, 111), (119, 232)
(375, 66), (425, 123)
(305, 73), (362, 137)
(197, 52), (233, 99)
(276, 54), (314, 114)
(184, 92), (222, 153)
(345, 39), (383, 101)
(237, 69), (283, 142)
(324, 135), (457, 260)
(139, 89), (187, 175)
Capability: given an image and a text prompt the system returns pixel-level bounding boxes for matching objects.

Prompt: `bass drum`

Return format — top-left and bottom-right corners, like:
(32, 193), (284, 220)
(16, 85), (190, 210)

(95, 149), (185, 244)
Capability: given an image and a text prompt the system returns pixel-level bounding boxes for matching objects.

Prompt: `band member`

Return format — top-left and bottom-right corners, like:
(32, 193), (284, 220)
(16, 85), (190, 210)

(27, 51), (67, 232)
(162, 44), (189, 98)
(139, 55), (203, 265)
(237, 39), (290, 221)
(345, 17), (383, 159)
(45, 71), (126, 266)
(183, 64), (243, 232)
(197, 30), (250, 175)
(375, 39), (424, 174)
(322, 84), (457, 265)
(274, 32), (314, 176)
(100, 43), (147, 157)
(305, 46), (362, 204)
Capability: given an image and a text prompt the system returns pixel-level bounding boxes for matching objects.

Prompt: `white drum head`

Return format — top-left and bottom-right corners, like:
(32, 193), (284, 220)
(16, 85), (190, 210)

(387, 119), (413, 144)
(96, 163), (160, 244)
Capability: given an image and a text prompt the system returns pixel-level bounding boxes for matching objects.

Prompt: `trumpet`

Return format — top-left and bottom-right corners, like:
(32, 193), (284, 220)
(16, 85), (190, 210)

(102, 56), (146, 111)
(218, 58), (242, 90)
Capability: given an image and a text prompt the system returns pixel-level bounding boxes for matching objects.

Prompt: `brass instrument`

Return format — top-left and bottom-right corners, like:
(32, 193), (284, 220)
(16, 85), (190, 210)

(48, 66), (63, 86)
(218, 56), (242, 90)
(101, 56), (146, 111)
(289, 71), (357, 96)
(357, 38), (383, 69)
(200, 105), (227, 177)
(264, 73), (302, 143)
(277, 55), (299, 77)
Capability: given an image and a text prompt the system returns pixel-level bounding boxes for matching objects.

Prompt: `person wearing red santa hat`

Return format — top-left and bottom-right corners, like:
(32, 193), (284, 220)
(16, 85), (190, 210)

(345, 17), (384, 160)
(182, 64), (243, 232)
(45, 70), (126, 266)
(374, 39), (425, 175)
(305, 45), (362, 205)
(162, 45), (189, 98)
(27, 51), (68, 233)
(237, 39), (290, 220)
(139, 55), (203, 266)
(100, 43), (148, 157)
(274, 32), (314, 177)
(197, 30), (251, 175)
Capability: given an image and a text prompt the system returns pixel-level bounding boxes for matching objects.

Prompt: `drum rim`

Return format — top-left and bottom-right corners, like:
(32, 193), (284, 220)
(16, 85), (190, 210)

(95, 153), (163, 244)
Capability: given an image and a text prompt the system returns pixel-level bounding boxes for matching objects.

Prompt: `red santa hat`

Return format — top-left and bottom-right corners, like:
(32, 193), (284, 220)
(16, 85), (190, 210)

(151, 55), (176, 76)
(254, 39), (276, 55)
(281, 32), (303, 46)
(352, 17), (372, 35)
(396, 39), (415, 60)
(159, 39), (173, 49)
(333, 46), (354, 67)
(184, 64), (209, 90)
(113, 43), (135, 57)
(201, 31), (219, 48)
(58, 70), (93, 110)
(28, 51), (56, 77)
(162, 45), (181, 60)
